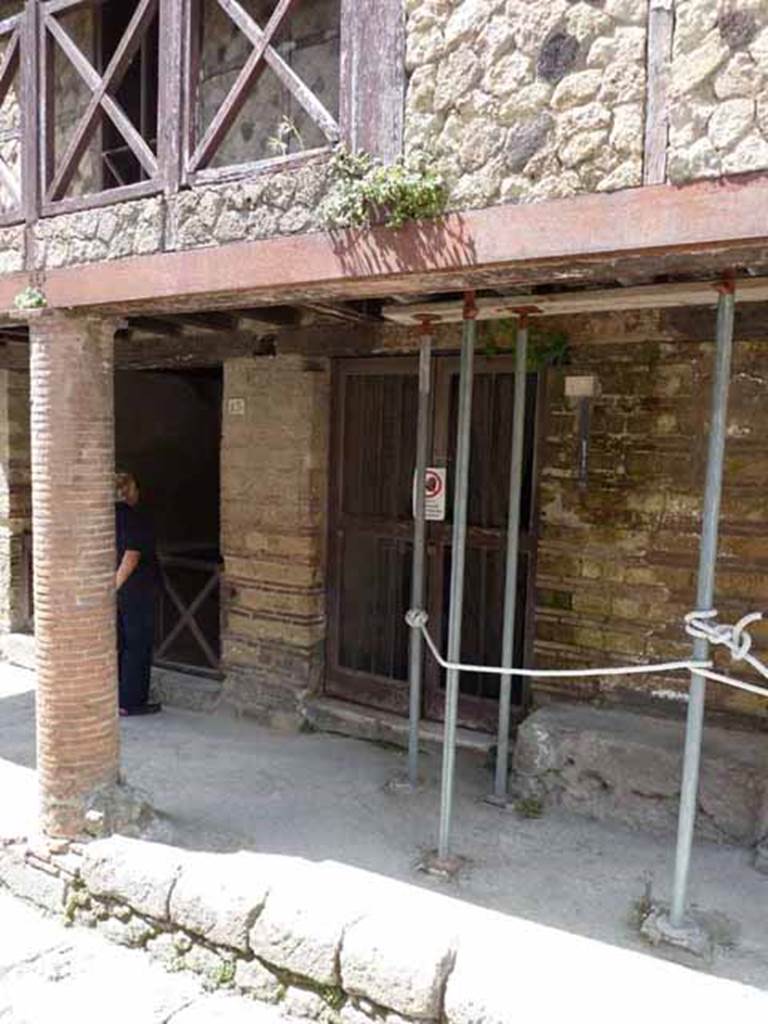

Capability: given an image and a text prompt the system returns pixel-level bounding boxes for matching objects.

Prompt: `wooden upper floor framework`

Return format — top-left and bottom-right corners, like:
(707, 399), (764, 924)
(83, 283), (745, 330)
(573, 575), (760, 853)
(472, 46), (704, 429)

(0, 0), (404, 224)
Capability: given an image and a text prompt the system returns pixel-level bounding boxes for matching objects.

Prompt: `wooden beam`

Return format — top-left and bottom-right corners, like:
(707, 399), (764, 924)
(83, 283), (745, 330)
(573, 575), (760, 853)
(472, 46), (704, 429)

(238, 306), (304, 327)
(275, 323), (380, 357)
(46, 0), (157, 201)
(300, 301), (378, 323)
(0, 26), (20, 209)
(129, 316), (183, 335)
(170, 311), (241, 332)
(41, 178), (160, 217)
(129, 311), (247, 335)
(381, 278), (768, 323)
(44, 13), (158, 187)
(340, 0), (405, 160)
(187, 147), (329, 188)
(215, 0), (338, 146)
(159, 0), (184, 195)
(1, 176), (768, 317)
(0, 26), (18, 98)
(0, 13), (21, 38)
(116, 328), (268, 368)
(644, 0), (675, 186)
(190, 0), (299, 172)
(21, 1), (40, 231)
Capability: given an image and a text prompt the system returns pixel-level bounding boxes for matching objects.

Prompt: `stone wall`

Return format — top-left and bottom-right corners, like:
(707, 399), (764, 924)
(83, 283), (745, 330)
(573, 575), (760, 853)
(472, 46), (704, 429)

(405, 0), (648, 208)
(0, 223), (24, 274)
(405, 0), (768, 208)
(166, 159), (331, 252)
(668, 0), (768, 182)
(0, 368), (30, 633)
(533, 307), (768, 725)
(220, 354), (330, 726)
(31, 197), (165, 269)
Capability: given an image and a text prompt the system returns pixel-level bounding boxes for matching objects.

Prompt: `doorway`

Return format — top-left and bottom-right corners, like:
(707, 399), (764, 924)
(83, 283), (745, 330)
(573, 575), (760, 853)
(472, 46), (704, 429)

(326, 354), (540, 730)
(115, 367), (223, 676)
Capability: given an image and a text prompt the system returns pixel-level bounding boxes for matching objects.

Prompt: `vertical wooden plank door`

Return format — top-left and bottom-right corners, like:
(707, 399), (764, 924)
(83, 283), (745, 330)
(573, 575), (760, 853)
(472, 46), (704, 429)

(327, 359), (420, 713)
(327, 356), (539, 730)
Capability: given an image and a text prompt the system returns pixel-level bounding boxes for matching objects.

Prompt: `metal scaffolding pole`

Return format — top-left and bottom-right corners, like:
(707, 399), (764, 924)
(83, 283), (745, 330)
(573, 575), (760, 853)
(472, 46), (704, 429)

(669, 279), (735, 928)
(492, 315), (528, 803)
(407, 321), (434, 787)
(436, 293), (476, 864)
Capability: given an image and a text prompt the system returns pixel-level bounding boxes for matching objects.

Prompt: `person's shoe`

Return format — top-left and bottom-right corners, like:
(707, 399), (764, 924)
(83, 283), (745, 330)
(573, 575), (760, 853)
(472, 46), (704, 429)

(119, 703), (162, 717)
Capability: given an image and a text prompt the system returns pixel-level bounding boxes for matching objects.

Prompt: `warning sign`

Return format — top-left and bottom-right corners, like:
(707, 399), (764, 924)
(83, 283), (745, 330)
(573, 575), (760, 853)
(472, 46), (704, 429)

(413, 467), (446, 522)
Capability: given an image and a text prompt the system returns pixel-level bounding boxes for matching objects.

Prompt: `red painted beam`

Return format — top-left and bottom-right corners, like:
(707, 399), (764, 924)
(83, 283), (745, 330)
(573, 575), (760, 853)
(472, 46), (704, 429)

(5, 175), (768, 316)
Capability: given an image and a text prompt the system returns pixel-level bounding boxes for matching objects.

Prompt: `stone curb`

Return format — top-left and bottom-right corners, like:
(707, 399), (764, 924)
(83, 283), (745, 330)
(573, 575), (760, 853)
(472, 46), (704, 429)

(2, 831), (768, 1024)
(0, 834), (461, 1023)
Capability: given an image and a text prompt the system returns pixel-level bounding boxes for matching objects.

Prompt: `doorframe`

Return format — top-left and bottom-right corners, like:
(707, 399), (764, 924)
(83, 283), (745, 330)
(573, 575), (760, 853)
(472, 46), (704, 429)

(324, 352), (548, 727)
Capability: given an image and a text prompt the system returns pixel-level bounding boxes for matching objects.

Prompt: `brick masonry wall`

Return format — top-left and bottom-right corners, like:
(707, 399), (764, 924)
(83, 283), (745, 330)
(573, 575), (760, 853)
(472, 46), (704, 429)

(0, 368), (31, 632)
(220, 354), (330, 726)
(29, 313), (120, 837)
(534, 307), (768, 726)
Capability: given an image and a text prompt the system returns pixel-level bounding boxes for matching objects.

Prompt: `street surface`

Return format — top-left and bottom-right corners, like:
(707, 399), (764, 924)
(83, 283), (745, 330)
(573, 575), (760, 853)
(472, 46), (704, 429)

(0, 890), (287, 1024)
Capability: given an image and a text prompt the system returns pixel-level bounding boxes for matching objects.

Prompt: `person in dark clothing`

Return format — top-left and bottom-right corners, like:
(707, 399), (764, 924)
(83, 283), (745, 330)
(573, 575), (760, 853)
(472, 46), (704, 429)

(115, 472), (162, 716)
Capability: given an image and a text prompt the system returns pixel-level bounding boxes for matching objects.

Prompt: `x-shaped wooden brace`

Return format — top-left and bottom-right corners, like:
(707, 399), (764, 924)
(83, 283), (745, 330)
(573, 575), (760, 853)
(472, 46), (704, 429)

(190, 0), (340, 173)
(156, 565), (221, 671)
(44, 0), (159, 202)
(0, 16), (22, 207)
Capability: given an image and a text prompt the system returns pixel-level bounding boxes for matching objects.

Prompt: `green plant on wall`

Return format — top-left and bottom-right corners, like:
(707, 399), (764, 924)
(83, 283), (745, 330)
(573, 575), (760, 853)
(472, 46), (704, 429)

(319, 145), (447, 230)
(267, 115), (304, 158)
(14, 286), (47, 310)
(481, 318), (569, 368)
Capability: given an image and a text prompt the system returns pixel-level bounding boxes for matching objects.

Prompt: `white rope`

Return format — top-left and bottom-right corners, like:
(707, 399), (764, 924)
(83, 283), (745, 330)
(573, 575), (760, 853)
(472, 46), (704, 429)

(405, 608), (768, 699)
(684, 609), (768, 681)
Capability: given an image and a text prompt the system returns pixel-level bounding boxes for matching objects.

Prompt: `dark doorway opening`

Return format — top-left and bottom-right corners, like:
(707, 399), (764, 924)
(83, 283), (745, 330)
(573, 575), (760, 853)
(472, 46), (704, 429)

(115, 367), (222, 677)
(327, 355), (541, 731)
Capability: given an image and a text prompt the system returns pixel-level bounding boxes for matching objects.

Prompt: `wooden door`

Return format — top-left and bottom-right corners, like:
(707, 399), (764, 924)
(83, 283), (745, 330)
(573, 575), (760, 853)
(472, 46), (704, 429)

(424, 357), (539, 730)
(327, 359), (421, 713)
(327, 355), (540, 728)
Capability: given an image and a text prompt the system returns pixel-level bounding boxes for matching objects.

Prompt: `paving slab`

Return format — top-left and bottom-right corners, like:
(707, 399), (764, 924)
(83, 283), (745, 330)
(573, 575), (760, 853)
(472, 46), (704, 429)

(0, 890), (306, 1024)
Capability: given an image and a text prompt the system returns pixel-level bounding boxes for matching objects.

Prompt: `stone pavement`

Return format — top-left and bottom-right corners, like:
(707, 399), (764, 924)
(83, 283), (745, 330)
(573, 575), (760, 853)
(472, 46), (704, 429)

(1, 660), (768, 1016)
(0, 888), (295, 1024)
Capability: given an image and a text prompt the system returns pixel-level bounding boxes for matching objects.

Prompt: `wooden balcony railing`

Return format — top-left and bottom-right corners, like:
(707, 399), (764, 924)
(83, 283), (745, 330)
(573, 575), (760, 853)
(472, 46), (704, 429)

(0, 0), (404, 225)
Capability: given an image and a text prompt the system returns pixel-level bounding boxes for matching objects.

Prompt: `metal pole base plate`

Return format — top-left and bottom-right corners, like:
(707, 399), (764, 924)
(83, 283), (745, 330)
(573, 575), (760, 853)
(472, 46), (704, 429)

(385, 773), (425, 794)
(418, 851), (467, 880)
(640, 907), (713, 961)
(483, 793), (513, 809)
(755, 842), (768, 875)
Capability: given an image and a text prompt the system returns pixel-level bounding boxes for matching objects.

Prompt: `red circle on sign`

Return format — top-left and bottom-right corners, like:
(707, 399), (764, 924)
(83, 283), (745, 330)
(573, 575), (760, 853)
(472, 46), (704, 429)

(425, 471), (443, 498)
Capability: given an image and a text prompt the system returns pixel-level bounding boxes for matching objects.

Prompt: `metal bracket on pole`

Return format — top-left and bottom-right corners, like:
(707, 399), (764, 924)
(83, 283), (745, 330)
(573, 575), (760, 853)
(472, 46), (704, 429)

(422, 292), (476, 877)
(643, 274), (736, 954)
(488, 314), (529, 807)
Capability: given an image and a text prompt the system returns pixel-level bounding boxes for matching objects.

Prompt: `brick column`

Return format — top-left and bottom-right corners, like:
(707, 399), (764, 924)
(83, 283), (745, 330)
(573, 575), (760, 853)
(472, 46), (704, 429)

(220, 354), (329, 727)
(0, 369), (31, 632)
(29, 312), (119, 837)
